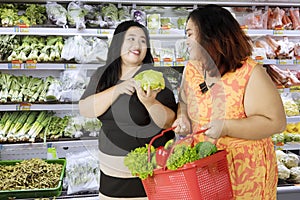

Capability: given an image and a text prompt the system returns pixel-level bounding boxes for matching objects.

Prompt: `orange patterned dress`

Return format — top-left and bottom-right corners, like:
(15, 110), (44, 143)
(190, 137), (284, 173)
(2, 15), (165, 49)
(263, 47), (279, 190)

(181, 58), (277, 199)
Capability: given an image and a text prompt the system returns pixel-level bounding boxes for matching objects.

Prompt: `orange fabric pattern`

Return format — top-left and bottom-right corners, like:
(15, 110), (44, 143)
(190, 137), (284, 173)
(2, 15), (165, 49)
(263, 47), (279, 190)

(181, 58), (278, 199)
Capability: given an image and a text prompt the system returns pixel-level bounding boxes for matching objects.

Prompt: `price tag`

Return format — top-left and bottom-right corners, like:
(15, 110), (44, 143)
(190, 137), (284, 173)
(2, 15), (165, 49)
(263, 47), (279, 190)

(277, 59), (287, 65)
(16, 102), (31, 111)
(47, 147), (58, 159)
(65, 64), (77, 69)
(273, 29), (284, 35)
(14, 27), (20, 32)
(24, 60), (37, 69)
(19, 25), (29, 33)
(294, 59), (300, 65)
(8, 60), (22, 69)
(255, 60), (264, 65)
(97, 29), (110, 34)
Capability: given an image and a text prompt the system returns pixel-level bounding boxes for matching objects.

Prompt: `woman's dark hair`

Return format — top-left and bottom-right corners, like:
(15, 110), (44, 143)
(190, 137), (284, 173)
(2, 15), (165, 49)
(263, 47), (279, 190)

(187, 5), (253, 76)
(97, 20), (153, 92)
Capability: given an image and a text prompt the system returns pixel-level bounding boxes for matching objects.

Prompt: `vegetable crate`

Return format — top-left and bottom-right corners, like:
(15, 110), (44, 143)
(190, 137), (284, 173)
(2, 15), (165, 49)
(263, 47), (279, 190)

(142, 150), (233, 200)
(0, 159), (66, 200)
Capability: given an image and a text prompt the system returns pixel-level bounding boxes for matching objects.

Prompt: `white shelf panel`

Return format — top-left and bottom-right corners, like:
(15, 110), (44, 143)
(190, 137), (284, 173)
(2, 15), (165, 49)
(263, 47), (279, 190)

(0, 103), (79, 111)
(286, 116), (300, 123)
(0, 63), (104, 70)
(246, 29), (300, 37)
(0, 27), (111, 37)
(277, 142), (300, 151)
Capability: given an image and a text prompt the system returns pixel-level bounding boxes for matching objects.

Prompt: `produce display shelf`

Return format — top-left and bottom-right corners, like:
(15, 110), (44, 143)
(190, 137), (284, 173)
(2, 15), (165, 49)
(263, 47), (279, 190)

(277, 185), (300, 200)
(0, 63), (104, 70)
(0, 103), (79, 111)
(0, 27), (111, 37)
(4, 0), (299, 7)
(245, 29), (300, 37)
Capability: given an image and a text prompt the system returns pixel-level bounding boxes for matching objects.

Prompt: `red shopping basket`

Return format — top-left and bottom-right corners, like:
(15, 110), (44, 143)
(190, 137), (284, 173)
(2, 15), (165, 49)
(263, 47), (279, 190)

(142, 128), (233, 200)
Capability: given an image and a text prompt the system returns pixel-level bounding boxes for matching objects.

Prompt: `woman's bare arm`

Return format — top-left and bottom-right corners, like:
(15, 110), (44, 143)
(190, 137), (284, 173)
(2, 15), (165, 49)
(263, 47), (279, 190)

(224, 65), (286, 140)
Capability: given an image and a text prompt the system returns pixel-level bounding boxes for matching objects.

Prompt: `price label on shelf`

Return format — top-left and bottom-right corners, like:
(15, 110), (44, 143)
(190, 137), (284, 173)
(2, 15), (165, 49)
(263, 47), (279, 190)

(277, 59), (288, 65)
(8, 60), (22, 69)
(24, 60), (37, 69)
(255, 60), (264, 65)
(97, 29), (110, 35)
(65, 64), (77, 69)
(16, 102), (31, 111)
(294, 59), (300, 65)
(19, 25), (29, 33)
(273, 29), (284, 35)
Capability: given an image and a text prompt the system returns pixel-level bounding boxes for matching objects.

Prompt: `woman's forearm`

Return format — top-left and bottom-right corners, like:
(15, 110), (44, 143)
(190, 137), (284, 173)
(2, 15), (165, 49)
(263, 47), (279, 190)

(144, 100), (176, 129)
(79, 86), (119, 118)
(224, 115), (286, 140)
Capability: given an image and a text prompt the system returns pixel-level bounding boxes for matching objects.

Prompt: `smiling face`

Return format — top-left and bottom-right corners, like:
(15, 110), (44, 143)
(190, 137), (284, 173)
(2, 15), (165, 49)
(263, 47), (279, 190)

(120, 26), (148, 67)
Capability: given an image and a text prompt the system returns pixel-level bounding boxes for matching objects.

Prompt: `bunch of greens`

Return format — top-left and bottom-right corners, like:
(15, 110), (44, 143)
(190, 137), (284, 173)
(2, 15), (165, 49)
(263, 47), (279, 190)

(124, 144), (156, 180)
(134, 70), (165, 91)
(166, 141), (217, 170)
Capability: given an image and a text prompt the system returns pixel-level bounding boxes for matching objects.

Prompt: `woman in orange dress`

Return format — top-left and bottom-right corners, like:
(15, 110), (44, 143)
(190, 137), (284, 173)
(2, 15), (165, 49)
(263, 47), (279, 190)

(173, 5), (286, 199)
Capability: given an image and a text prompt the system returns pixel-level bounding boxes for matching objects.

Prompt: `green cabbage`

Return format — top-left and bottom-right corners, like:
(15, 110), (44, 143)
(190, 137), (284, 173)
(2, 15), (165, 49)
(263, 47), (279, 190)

(134, 70), (165, 91)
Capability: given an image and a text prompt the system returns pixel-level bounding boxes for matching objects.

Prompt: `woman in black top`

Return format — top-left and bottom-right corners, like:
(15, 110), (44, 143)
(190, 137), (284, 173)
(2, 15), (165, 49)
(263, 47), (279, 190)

(79, 20), (177, 199)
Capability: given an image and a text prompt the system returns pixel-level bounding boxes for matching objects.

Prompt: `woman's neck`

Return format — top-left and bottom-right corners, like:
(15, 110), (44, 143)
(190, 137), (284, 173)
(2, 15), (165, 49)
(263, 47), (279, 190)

(120, 65), (141, 80)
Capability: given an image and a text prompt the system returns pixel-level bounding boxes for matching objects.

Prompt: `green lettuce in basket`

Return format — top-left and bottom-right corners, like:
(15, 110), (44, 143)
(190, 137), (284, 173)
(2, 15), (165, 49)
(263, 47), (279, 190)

(166, 141), (217, 170)
(134, 70), (165, 91)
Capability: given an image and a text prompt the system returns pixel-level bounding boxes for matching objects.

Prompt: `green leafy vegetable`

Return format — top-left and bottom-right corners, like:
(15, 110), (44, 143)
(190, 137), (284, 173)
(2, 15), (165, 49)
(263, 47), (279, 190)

(194, 141), (218, 159)
(124, 144), (156, 180)
(134, 70), (165, 91)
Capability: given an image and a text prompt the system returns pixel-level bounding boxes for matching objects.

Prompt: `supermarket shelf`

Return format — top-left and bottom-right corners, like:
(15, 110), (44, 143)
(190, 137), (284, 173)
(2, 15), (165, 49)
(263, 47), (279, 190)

(277, 185), (300, 200)
(0, 59), (298, 71)
(0, 103), (79, 111)
(0, 139), (98, 160)
(246, 29), (300, 37)
(255, 59), (300, 66)
(2, 26), (300, 38)
(2, 0), (300, 6)
(286, 116), (300, 123)
(0, 27), (112, 37)
(276, 143), (300, 151)
(0, 63), (104, 70)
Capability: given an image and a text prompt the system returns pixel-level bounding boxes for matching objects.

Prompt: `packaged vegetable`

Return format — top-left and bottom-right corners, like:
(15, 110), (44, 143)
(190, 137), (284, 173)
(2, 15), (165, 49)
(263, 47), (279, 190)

(46, 2), (67, 26)
(66, 150), (100, 194)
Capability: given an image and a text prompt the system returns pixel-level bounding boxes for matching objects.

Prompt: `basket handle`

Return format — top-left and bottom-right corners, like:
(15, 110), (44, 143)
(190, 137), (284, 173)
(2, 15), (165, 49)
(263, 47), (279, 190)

(147, 127), (209, 162)
(147, 126), (176, 162)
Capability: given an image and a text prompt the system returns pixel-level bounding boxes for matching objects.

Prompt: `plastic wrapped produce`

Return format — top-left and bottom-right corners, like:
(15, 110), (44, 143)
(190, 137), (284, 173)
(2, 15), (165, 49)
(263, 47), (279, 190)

(46, 2), (67, 26)
(67, 1), (86, 30)
(131, 9), (146, 26)
(276, 150), (288, 162)
(278, 161), (291, 180)
(289, 166), (300, 183)
(66, 150), (100, 194)
(282, 153), (300, 169)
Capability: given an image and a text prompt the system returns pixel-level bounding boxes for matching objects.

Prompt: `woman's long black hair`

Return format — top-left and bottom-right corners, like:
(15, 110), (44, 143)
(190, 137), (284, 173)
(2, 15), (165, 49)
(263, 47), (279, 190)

(97, 20), (154, 92)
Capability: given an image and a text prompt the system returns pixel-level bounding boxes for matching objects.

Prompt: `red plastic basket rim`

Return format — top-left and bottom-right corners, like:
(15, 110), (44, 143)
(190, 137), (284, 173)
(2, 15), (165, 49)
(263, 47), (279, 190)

(151, 150), (227, 175)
